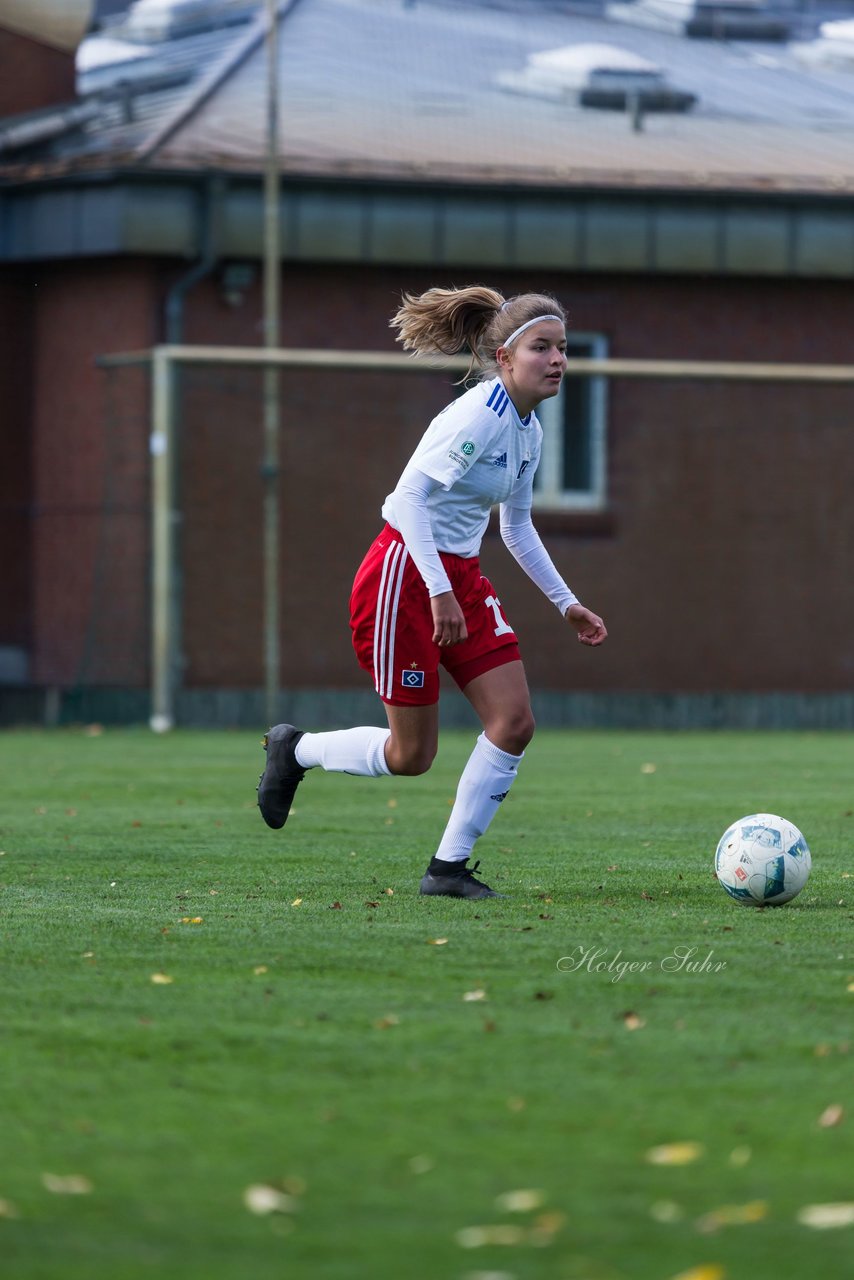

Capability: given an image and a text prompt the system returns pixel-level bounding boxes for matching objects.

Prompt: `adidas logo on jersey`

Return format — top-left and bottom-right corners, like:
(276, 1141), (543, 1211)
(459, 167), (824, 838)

(490, 791), (509, 803)
(491, 452), (507, 469)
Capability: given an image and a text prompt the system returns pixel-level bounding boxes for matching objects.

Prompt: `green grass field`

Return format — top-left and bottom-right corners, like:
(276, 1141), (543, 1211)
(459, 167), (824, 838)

(0, 727), (851, 1280)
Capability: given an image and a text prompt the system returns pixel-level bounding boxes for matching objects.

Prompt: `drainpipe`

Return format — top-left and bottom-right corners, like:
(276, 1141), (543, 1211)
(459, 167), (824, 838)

(160, 177), (221, 718)
(165, 176), (221, 342)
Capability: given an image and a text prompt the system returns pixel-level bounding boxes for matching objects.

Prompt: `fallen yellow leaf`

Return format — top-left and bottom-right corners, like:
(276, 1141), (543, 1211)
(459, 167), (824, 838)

(463, 990), (487, 1002)
(455, 1224), (526, 1248)
(529, 1210), (565, 1243)
(669, 1267), (725, 1280)
(150, 973), (173, 985)
(696, 1200), (768, 1232)
(253, 965), (268, 976)
(42, 1173), (93, 1195)
(243, 1184), (299, 1215)
(623, 1011), (646, 1031)
(646, 1142), (705, 1166)
(291, 898), (302, 906)
(427, 938), (448, 946)
(818, 1103), (844, 1128)
(494, 1188), (544, 1213)
(797, 1202), (854, 1229)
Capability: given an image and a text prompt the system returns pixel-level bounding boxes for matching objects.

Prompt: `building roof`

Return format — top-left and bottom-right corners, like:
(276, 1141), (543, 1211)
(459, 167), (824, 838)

(0, 0), (95, 52)
(4, 0), (854, 194)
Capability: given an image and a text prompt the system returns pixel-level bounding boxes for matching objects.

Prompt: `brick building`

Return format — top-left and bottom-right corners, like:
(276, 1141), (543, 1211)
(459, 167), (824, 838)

(1, 0), (853, 726)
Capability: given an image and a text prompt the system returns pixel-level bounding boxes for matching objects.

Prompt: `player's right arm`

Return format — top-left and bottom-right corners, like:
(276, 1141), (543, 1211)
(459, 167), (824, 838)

(388, 465), (468, 645)
(382, 391), (498, 646)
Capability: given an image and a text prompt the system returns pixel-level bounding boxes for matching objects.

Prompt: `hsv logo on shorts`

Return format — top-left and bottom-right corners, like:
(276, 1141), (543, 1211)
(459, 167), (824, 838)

(401, 669), (425, 688)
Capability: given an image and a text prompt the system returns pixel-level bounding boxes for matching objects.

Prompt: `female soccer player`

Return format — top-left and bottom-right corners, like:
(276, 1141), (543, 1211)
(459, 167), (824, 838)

(258, 285), (607, 899)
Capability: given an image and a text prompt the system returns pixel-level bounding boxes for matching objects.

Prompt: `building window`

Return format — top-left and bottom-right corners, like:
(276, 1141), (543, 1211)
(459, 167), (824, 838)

(533, 332), (608, 511)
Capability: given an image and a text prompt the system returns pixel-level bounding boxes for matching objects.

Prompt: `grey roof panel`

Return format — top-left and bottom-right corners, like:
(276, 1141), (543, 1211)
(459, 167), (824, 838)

(5, 0), (854, 195)
(792, 208), (854, 275)
(722, 206), (793, 273)
(512, 199), (584, 268)
(652, 204), (720, 270)
(440, 194), (511, 265)
(365, 191), (439, 263)
(585, 199), (652, 268)
(144, 0), (854, 192)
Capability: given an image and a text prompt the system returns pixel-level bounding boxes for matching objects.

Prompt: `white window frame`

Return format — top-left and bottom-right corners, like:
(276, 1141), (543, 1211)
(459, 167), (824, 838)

(533, 332), (608, 511)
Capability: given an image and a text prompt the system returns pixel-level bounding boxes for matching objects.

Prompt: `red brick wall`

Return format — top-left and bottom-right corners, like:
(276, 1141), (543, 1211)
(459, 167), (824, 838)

(18, 257), (854, 694)
(0, 29), (75, 118)
(174, 264), (854, 694)
(28, 259), (158, 686)
(0, 271), (35, 652)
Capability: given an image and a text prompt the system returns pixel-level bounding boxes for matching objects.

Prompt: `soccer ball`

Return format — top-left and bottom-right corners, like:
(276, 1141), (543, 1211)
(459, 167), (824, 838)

(714, 813), (811, 907)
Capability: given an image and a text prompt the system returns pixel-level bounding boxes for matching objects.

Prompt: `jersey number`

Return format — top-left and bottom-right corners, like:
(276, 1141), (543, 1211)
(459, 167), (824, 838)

(484, 595), (513, 637)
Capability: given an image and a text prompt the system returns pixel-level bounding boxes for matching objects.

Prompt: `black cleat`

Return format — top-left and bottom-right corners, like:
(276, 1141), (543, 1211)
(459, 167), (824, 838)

(419, 859), (504, 900)
(257, 723), (307, 829)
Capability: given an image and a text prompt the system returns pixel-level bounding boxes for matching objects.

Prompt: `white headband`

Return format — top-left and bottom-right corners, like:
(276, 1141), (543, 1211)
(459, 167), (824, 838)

(501, 314), (564, 348)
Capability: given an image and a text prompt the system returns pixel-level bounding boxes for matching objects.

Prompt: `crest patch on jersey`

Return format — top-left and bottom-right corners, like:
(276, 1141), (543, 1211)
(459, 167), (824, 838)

(401, 669), (425, 688)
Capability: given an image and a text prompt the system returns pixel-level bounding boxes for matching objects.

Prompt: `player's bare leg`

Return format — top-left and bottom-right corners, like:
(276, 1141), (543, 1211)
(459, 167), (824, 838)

(382, 702), (439, 776)
(461, 660), (535, 756)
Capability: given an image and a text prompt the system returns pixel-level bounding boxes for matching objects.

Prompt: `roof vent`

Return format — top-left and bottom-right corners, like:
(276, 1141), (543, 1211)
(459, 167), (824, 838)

(608, 0), (792, 43)
(793, 19), (854, 72)
(118, 0), (258, 43)
(496, 43), (697, 112)
(76, 35), (157, 92)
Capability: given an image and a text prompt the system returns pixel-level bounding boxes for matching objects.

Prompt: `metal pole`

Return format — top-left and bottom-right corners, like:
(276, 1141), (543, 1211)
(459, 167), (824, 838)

(123, 346), (854, 383)
(262, 0), (281, 727)
(150, 347), (176, 732)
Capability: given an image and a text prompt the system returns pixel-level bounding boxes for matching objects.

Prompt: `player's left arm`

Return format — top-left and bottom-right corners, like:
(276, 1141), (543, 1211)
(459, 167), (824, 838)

(499, 501), (607, 647)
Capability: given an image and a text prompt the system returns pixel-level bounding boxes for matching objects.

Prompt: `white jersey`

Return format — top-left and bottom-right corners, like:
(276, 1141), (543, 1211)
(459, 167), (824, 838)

(382, 377), (541, 557)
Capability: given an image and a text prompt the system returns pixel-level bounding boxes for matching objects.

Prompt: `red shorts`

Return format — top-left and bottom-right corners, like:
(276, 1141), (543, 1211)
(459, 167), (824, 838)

(349, 524), (522, 706)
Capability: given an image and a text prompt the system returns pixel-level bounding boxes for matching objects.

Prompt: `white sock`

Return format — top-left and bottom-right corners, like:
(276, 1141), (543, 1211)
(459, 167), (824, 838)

(294, 727), (392, 777)
(434, 732), (524, 863)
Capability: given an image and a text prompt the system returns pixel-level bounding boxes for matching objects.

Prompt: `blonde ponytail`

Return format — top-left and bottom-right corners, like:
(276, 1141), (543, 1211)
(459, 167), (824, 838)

(390, 285), (567, 381)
